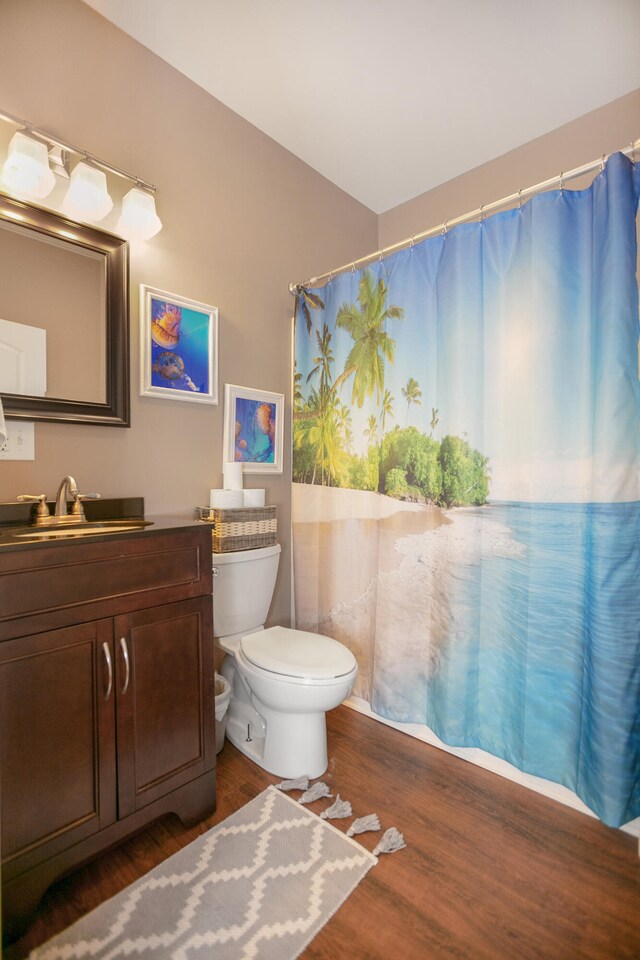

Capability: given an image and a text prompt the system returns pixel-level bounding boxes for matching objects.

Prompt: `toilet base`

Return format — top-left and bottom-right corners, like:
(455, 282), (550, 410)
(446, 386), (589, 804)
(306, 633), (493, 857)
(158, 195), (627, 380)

(223, 690), (329, 779)
(223, 699), (267, 770)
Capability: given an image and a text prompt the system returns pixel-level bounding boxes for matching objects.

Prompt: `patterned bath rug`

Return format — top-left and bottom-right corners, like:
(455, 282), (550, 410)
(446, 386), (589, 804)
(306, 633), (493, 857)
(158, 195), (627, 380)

(29, 785), (378, 960)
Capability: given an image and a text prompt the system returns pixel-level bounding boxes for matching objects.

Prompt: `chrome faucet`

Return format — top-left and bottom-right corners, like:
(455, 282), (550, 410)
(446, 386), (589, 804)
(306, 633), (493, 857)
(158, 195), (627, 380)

(18, 476), (101, 526)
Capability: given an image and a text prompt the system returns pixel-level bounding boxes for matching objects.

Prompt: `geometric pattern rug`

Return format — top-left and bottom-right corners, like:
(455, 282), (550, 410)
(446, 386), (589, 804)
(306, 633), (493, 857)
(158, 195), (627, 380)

(29, 786), (378, 960)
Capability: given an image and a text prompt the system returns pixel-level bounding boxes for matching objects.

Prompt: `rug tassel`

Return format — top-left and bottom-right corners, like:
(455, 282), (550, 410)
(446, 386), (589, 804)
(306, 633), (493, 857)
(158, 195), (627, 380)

(346, 813), (381, 837)
(275, 776), (310, 792)
(372, 827), (407, 856)
(298, 782), (333, 804)
(320, 795), (352, 820)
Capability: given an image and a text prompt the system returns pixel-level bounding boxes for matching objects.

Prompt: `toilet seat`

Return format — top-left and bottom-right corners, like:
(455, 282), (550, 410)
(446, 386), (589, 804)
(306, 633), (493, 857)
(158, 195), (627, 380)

(240, 625), (356, 680)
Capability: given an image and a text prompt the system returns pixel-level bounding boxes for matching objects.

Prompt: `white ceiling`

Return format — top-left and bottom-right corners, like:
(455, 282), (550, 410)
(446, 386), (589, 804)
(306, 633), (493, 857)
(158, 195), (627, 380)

(83, 0), (640, 214)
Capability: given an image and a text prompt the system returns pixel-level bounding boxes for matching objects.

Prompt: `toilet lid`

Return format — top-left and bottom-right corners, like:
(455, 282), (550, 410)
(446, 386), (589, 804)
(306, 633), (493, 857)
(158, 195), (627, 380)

(240, 626), (356, 680)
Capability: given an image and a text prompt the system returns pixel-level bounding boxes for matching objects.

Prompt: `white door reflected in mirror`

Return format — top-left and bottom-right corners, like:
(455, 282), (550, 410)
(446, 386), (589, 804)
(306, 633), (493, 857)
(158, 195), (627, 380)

(0, 317), (46, 396)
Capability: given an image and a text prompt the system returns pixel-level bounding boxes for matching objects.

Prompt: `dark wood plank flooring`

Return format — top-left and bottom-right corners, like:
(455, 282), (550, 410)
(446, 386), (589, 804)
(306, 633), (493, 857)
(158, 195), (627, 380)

(4, 705), (640, 959)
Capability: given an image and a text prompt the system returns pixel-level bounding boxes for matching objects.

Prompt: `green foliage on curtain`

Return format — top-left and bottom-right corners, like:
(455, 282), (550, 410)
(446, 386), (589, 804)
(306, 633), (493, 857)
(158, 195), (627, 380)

(293, 271), (490, 506)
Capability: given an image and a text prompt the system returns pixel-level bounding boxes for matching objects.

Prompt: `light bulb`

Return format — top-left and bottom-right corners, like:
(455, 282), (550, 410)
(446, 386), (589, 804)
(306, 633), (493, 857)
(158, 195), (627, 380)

(62, 161), (113, 222)
(1, 131), (55, 199)
(116, 186), (162, 241)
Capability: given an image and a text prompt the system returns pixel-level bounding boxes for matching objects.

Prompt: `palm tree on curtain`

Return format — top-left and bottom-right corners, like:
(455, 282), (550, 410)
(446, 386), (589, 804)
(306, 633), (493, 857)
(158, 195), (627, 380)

(364, 414), (378, 448)
(430, 406), (440, 437)
(334, 270), (404, 409)
(336, 402), (353, 453)
(324, 393), (350, 484)
(307, 392), (348, 486)
(306, 323), (335, 407)
(402, 377), (422, 425)
(294, 285), (325, 337)
(293, 365), (304, 415)
(380, 389), (394, 435)
(304, 323), (336, 486)
(294, 387), (326, 485)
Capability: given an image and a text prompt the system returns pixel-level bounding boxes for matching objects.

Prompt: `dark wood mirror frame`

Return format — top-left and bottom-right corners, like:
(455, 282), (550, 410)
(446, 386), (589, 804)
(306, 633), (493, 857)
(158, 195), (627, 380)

(0, 192), (130, 427)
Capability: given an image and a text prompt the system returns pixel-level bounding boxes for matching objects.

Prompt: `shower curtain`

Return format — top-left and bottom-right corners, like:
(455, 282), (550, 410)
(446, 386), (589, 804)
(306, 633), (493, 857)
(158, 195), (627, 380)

(292, 152), (640, 828)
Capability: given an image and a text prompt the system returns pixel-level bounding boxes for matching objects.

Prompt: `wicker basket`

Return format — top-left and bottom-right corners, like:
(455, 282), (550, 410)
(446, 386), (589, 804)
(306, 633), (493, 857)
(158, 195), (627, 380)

(195, 505), (277, 553)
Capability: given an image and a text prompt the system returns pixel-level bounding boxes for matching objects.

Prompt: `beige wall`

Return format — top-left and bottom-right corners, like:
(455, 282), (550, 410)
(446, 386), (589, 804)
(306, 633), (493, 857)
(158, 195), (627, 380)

(379, 89), (640, 247)
(0, 0), (377, 629)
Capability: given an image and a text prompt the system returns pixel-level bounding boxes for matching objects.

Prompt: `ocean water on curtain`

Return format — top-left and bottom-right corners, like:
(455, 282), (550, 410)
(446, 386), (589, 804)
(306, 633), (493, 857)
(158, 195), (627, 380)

(370, 500), (640, 827)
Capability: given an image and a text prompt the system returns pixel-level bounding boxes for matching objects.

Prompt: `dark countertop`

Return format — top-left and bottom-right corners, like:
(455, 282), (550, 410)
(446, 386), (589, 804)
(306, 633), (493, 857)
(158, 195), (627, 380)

(0, 498), (210, 554)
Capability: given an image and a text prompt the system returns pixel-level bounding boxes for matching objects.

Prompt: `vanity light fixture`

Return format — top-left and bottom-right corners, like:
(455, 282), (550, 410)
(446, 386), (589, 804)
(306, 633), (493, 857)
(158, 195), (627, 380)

(116, 184), (162, 242)
(0, 108), (162, 240)
(62, 160), (113, 222)
(0, 130), (56, 199)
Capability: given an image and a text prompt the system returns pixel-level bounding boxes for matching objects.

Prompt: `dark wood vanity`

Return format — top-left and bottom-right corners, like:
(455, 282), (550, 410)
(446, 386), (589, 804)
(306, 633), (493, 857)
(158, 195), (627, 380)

(0, 515), (216, 941)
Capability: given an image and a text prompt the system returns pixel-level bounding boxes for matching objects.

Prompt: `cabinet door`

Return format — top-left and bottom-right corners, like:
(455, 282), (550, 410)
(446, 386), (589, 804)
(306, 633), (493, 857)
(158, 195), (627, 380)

(0, 620), (116, 874)
(114, 596), (215, 817)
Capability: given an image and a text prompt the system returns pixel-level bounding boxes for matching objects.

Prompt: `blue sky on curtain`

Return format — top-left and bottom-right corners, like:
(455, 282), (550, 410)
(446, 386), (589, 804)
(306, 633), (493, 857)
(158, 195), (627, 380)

(292, 153), (640, 828)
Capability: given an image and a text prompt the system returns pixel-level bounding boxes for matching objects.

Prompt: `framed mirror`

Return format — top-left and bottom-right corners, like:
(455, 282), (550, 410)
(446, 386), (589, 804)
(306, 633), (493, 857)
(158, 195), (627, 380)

(0, 192), (129, 426)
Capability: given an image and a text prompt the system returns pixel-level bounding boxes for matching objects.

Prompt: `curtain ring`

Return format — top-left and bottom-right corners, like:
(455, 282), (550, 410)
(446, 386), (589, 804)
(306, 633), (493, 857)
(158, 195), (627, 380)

(351, 261), (356, 274)
(442, 220), (448, 236)
(559, 171), (564, 191)
(600, 154), (606, 172)
(378, 249), (384, 262)
(630, 141), (637, 163)
(409, 235), (415, 249)
(517, 188), (523, 209)
(478, 204), (485, 222)
(328, 268), (333, 282)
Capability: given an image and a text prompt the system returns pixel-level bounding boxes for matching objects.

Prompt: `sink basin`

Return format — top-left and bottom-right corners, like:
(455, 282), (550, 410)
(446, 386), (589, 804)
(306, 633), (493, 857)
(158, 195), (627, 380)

(12, 520), (154, 540)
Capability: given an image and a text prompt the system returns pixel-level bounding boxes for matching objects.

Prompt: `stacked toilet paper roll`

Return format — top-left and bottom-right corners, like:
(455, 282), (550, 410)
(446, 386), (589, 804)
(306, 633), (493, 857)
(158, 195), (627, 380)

(243, 489), (265, 507)
(223, 461), (243, 490)
(209, 460), (245, 509)
(209, 488), (243, 508)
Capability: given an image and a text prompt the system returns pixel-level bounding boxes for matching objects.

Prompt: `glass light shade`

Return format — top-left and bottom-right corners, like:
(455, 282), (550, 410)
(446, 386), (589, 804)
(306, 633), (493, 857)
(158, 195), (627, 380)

(1, 131), (56, 199)
(62, 161), (113, 222)
(116, 186), (162, 241)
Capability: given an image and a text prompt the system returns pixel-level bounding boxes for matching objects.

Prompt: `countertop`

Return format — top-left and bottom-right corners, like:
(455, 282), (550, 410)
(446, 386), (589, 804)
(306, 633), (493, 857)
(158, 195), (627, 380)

(0, 498), (210, 554)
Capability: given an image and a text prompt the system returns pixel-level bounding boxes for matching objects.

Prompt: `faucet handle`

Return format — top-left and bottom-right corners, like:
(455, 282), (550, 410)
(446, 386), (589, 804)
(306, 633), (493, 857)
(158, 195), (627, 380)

(70, 492), (101, 519)
(17, 494), (50, 520)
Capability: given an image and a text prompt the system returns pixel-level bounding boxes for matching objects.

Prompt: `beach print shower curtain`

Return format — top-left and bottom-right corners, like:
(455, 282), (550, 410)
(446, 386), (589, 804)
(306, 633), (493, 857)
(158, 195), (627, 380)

(292, 153), (640, 828)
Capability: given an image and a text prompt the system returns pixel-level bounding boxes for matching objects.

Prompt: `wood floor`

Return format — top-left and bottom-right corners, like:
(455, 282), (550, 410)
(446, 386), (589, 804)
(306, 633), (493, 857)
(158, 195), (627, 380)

(5, 705), (640, 960)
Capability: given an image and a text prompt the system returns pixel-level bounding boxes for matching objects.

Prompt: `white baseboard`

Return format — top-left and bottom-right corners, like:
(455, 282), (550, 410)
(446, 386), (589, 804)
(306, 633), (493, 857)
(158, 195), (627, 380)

(345, 695), (640, 842)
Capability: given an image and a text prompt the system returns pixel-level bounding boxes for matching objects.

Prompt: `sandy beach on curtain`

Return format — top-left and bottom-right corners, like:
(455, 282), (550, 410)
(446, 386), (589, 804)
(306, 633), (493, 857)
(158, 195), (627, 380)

(292, 484), (524, 702)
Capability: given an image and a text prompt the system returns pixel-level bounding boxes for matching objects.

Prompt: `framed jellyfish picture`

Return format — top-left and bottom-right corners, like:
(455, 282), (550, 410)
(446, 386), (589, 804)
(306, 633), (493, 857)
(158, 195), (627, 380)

(223, 383), (284, 474)
(139, 284), (218, 404)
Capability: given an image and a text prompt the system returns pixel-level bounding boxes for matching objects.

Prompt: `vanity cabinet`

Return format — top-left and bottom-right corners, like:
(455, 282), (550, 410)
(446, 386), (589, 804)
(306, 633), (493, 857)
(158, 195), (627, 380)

(0, 524), (216, 941)
(1, 619), (117, 866)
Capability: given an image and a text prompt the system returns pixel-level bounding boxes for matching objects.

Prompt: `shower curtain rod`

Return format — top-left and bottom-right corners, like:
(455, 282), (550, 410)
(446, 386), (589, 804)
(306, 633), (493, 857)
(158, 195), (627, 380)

(288, 138), (640, 295)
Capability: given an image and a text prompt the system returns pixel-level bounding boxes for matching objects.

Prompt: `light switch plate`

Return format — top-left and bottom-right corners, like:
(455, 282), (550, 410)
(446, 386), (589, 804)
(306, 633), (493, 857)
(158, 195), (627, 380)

(0, 421), (35, 460)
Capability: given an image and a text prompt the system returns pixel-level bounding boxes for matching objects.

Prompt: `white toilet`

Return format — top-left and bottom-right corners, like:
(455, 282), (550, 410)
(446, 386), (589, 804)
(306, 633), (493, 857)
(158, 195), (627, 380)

(213, 543), (357, 778)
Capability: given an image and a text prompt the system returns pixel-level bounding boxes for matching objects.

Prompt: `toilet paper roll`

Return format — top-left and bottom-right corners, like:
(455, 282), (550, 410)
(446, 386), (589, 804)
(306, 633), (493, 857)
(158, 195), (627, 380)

(243, 488), (266, 507)
(223, 461), (244, 490)
(210, 488), (243, 508)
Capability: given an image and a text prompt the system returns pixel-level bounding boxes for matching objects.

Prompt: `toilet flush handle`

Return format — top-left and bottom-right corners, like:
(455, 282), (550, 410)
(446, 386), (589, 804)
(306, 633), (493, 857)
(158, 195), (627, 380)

(212, 566), (220, 577)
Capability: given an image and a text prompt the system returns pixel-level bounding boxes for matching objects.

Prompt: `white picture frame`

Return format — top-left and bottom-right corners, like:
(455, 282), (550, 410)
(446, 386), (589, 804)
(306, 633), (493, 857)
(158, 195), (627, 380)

(223, 383), (284, 474)
(140, 284), (218, 404)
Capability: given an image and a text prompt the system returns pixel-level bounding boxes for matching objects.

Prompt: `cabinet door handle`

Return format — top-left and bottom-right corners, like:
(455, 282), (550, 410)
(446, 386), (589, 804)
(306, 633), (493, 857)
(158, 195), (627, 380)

(119, 636), (130, 695)
(102, 641), (113, 700)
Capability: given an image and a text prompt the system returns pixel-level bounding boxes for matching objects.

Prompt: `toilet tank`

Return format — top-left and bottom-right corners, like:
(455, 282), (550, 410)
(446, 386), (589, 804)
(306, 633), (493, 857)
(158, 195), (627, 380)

(212, 542), (281, 639)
